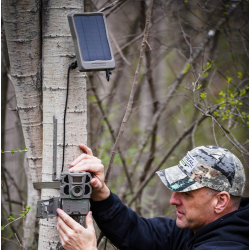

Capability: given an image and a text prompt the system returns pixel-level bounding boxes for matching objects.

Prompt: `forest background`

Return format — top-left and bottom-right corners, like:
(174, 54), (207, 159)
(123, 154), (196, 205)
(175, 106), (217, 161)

(1, 0), (249, 249)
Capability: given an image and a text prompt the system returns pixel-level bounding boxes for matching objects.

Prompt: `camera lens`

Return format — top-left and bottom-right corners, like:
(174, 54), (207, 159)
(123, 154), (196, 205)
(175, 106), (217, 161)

(72, 186), (83, 197)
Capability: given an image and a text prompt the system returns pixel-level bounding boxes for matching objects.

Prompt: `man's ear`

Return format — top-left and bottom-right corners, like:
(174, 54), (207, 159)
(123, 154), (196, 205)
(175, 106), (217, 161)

(214, 191), (230, 214)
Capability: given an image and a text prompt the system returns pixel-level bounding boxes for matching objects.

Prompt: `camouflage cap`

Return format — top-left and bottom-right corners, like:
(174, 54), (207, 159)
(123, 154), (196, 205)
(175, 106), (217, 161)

(156, 146), (246, 196)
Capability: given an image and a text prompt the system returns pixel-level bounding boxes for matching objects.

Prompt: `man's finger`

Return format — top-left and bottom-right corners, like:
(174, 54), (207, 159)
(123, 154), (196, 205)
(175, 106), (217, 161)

(57, 208), (79, 230)
(73, 158), (101, 169)
(57, 216), (72, 235)
(57, 217), (70, 237)
(86, 211), (95, 231)
(71, 163), (104, 173)
(79, 144), (93, 156)
(90, 178), (103, 189)
(70, 154), (95, 167)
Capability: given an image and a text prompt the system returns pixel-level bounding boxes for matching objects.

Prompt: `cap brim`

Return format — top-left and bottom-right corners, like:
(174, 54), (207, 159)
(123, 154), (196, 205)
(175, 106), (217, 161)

(156, 165), (204, 192)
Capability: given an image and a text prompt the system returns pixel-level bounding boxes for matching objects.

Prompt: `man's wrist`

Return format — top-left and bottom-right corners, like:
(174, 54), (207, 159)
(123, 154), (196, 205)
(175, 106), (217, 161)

(91, 184), (110, 201)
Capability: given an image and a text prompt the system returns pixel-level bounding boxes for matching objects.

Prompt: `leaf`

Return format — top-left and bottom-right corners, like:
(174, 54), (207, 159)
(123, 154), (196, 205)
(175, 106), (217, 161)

(24, 148), (28, 151)
(240, 89), (246, 96)
(214, 111), (219, 116)
(7, 216), (15, 221)
(192, 82), (194, 86)
(18, 149), (22, 153)
(1, 225), (5, 230)
(182, 63), (191, 74)
(219, 91), (225, 97)
(11, 149), (15, 155)
(237, 72), (243, 79)
(1, 150), (3, 153)
(202, 72), (209, 78)
(200, 92), (207, 99)
(226, 77), (232, 83)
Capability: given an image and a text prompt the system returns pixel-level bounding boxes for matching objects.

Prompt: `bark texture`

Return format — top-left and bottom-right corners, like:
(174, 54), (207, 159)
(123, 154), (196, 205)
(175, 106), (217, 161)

(39, 1), (87, 249)
(2, 0), (43, 248)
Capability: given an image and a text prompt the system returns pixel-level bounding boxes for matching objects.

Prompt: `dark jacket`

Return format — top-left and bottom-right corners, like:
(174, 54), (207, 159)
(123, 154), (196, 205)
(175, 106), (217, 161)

(90, 193), (249, 250)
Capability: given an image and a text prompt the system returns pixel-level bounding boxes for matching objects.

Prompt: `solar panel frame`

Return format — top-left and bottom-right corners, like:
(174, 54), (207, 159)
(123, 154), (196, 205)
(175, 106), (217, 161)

(68, 13), (115, 72)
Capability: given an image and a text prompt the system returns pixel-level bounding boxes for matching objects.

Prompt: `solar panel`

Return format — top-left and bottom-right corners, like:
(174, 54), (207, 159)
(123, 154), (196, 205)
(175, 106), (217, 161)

(68, 13), (115, 72)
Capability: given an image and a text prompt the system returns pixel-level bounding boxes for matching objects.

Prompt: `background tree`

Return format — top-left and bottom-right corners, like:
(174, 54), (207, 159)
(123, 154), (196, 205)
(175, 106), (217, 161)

(2, 0), (248, 249)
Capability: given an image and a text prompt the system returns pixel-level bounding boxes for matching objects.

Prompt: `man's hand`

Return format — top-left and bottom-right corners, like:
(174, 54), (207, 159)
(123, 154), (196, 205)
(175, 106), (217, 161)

(57, 209), (97, 250)
(70, 144), (110, 201)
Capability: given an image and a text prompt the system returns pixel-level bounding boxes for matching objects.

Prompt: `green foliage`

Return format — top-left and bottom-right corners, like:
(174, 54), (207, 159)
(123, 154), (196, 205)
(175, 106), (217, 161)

(7, 216), (15, 222)
(214, 86), (249, 127)
(182, 63), (191, 74)
(200, 92), (207, 99)
(226, 77), (232, 83)
(1, 148), (28, 154)
(89, 95), (97, 102)
(2, 206), (31, 231)
(237, 72), (243, 79)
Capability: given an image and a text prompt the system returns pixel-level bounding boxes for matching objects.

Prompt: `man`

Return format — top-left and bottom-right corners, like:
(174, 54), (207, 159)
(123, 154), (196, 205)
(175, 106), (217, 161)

(57, 144), (249, 250)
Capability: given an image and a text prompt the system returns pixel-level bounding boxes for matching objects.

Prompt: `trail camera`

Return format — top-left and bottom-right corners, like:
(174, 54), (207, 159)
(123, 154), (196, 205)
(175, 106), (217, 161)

(60, 171), (91, 215)
(34, 116), (92, 219)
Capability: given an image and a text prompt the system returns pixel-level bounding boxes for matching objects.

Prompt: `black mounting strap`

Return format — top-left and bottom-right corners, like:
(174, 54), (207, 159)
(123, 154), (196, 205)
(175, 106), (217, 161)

(106, 69), (112, 81)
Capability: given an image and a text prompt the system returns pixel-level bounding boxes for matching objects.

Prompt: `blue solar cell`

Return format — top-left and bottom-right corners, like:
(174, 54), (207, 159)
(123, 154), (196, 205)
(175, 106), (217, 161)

(74, 15), (112, 61)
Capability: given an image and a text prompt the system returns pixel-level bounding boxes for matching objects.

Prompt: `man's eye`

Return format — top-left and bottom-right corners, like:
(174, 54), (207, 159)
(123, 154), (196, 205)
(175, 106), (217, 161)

(183, 192), (189, 196)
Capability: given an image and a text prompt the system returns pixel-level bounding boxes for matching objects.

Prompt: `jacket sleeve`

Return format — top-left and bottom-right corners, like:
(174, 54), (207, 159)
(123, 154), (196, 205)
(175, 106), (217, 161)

(90, 192), (186, 250)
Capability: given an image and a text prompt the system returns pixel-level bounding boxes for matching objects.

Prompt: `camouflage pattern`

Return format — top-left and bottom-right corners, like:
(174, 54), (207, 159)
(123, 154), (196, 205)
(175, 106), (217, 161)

(156, 146), (246, 196)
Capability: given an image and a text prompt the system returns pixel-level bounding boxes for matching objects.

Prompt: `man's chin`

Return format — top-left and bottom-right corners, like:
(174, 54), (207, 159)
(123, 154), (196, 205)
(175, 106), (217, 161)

(176, 218), (188, 229)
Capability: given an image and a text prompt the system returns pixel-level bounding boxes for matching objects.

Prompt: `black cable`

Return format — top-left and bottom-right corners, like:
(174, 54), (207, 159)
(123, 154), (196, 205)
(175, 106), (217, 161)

(61, 61), (77, 173)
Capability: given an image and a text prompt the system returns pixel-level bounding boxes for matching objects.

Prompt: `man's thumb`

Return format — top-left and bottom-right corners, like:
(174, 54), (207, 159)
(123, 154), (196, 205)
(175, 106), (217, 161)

(86, 211), (94, 230)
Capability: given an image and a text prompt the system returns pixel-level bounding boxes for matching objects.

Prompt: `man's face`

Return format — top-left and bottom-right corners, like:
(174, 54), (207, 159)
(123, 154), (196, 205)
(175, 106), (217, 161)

(170, 187), (217, 233)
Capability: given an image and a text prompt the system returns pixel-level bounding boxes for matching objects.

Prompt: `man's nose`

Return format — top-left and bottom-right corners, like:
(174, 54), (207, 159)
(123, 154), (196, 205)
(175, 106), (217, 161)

(170, 192), (182, 206)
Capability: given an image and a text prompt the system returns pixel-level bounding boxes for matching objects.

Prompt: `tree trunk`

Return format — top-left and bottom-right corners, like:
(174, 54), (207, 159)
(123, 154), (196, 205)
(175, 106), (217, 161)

(2, 0), (43, 248)
(38, 1), (86, 249)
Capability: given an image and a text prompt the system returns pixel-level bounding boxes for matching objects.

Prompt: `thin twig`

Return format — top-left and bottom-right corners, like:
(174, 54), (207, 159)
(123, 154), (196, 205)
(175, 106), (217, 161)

(109, 30), (131, 66)
(1, 237), (26, 250)
(14, 233), (22, 247)
(191, 120), (198, 148)
(194, 104), (248, 155)
(97, 0), (126, 13)
(114, 16), (164, 57)
(145, 41), (152, 50)
(177, 3), (193, 57)
(212, 118), (219, 147)
(2, 166), (25, 201)
(105, 0), (154, 183)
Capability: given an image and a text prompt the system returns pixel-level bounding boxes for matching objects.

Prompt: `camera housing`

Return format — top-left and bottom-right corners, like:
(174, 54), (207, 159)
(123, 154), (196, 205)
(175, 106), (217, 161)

(36, 171), (92, 218)
(60, 171), (92, 216)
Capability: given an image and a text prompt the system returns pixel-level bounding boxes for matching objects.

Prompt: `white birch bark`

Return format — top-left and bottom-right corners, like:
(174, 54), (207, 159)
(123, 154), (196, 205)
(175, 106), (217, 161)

(2, 0), (43, 248)
(38, 1), (87, 249)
